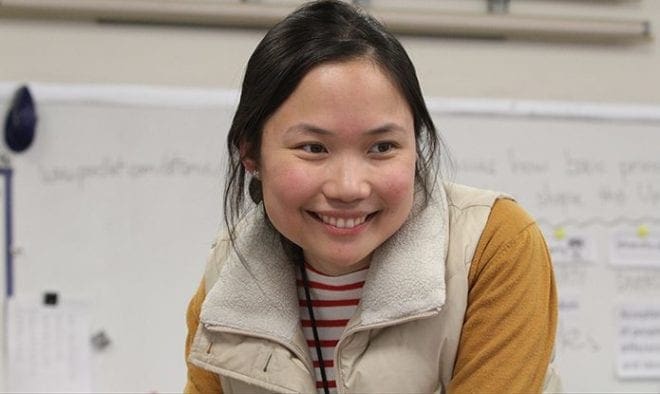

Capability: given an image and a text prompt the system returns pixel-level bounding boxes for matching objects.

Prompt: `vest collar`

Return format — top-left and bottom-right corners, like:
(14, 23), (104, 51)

(200, 183), (449, 343)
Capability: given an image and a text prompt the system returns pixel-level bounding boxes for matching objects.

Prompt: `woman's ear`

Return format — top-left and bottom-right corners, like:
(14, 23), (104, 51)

(243, 158), (258, 174)
(239, 142), (258, 174)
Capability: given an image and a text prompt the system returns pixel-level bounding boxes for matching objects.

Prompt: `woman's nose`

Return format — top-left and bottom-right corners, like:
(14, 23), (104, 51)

(322, 158), (371, 203)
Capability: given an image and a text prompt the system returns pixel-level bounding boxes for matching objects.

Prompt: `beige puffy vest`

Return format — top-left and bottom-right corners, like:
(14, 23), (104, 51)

(189, 183), (560, 393)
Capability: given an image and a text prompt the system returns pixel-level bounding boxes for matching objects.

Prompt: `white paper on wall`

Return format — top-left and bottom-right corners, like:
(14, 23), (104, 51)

(617, 304), (660, 379)
(609, 225), (660, 269)
(543, 226), (598, 264)
(7, 297), (92, 392)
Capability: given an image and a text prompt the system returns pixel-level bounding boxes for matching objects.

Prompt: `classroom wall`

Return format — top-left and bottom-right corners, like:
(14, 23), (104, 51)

(1, 1), (659, 392)
(0, 0), (659, 104)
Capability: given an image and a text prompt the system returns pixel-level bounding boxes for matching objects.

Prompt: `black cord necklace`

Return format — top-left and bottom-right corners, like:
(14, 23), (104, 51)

(299, 261), (331, 394)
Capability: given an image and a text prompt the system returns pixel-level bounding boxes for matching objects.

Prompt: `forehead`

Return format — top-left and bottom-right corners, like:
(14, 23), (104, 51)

(296, 59), (401, 105)
(263, 59), (413, 138)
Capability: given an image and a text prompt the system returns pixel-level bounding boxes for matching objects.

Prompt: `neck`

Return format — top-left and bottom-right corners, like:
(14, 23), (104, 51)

(303, 254), (371, 276)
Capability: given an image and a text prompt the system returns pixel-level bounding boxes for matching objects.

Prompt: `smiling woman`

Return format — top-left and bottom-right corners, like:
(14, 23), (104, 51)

(184, 1), (560, 393)
(256, 60), (416, 276)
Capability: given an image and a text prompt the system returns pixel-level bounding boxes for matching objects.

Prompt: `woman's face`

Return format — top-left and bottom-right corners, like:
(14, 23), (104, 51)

(258, 59), (416, 276)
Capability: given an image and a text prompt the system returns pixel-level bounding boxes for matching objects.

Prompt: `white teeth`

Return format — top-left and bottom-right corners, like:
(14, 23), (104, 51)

(321, 215), (337, 227)
(318, 214), (368, 229)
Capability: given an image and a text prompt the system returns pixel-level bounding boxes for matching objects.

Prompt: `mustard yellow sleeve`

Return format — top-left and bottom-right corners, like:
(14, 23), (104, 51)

(184, 280), (223, 394)
(448, 199), (558, 393)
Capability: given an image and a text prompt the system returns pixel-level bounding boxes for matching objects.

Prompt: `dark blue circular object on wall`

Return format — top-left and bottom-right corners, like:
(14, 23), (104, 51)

(4, 85), (37, 153)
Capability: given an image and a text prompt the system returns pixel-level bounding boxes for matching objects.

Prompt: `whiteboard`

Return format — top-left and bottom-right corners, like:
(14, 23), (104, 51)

(0, 83), (236, 392)
(438, 114), (660, 392)
(0, 168), (8, 385)
(1, 82), (659, 392)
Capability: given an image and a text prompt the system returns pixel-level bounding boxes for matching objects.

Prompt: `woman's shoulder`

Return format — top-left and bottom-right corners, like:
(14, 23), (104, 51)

(470, 198), (550, 284)
(444, 182), (510, 210)
(484, 198), (537, 240)
(443, 180), (537, 243)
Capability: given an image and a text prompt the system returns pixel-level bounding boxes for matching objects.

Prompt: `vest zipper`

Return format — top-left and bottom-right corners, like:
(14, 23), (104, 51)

(333, 309), (441, 394)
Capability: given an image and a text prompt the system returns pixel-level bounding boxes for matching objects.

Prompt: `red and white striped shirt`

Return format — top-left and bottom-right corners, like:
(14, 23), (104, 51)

(297, 263), (368, 393)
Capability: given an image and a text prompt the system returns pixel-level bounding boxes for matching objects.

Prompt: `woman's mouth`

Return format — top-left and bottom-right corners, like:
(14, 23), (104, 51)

(308, 211), (377, 229)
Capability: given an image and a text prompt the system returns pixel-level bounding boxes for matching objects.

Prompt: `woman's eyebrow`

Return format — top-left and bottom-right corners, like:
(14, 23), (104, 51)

(365, 123), (408, 136)
(284, 122), (407, 136)
(284, 123), (332, 136)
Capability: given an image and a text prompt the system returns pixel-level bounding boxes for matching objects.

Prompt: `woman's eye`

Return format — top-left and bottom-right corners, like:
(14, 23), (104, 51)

(301, 143), (327, 154)
(369, 142), (395, 154)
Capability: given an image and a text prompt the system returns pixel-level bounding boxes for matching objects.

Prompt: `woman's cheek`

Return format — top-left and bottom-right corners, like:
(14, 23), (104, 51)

(264, 165), (316, 204)
(383, 163), (416, 201)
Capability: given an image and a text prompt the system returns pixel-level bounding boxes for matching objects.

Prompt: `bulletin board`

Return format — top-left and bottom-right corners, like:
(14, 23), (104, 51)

(0, 82), (659, 392)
